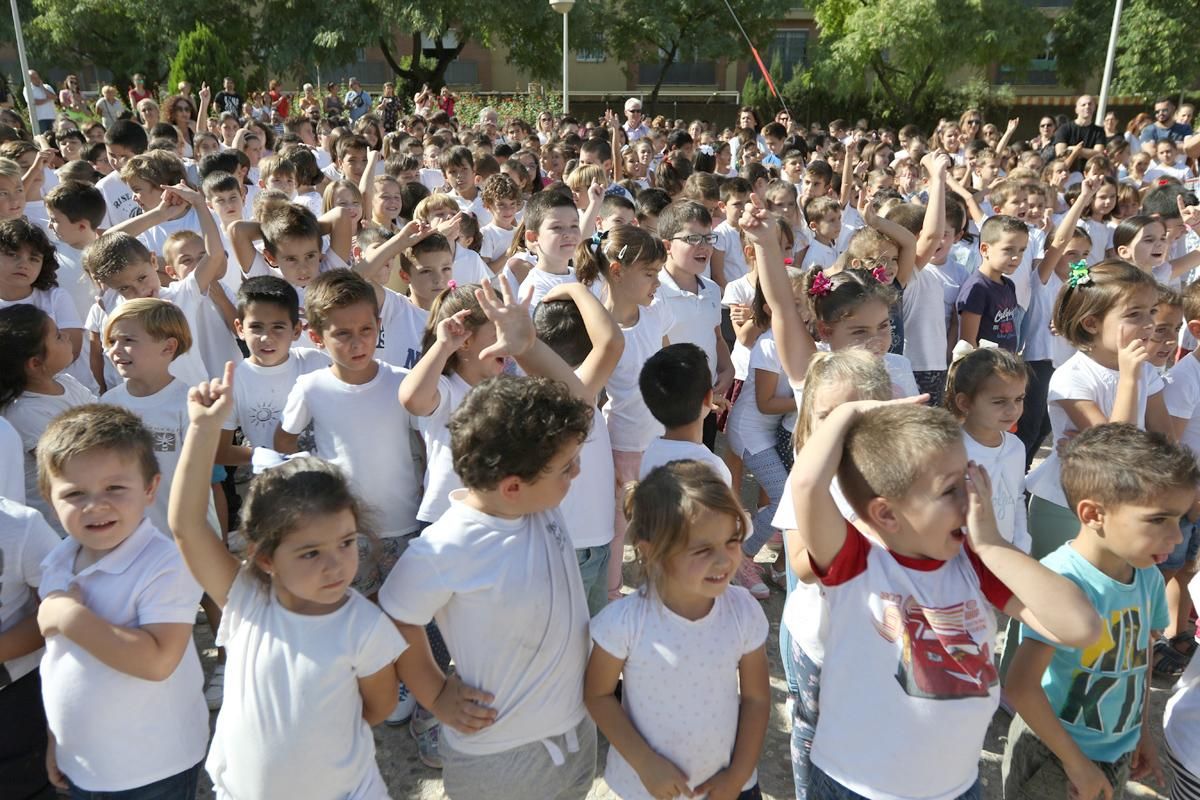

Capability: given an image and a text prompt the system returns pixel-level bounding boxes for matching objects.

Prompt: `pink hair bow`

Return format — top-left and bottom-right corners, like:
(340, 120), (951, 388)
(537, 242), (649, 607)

(809, 270), (832, 297)
(447, 280), (458, 290)
(871, 265), (889, 284)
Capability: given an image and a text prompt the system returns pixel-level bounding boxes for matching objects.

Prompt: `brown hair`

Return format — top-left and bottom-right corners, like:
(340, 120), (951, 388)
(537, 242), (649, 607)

(420, 284), (488, 374)
(573, 224), (666, 287)
(1061, 423), (1200, 511)
(943, 347), (1030, 417)
(1051, 259), (1159, 350)
(103, 298), (192, 360)
(304, 269), (379, 335)
(37, 404), (160, 501)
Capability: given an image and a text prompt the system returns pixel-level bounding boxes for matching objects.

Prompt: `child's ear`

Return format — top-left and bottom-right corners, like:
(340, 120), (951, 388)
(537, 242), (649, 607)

(290, 322), (303, 341)
(498, 474), (523, 503)
(163, 336), (180, 358)
(1076, 498), (1104, 530)
(1187, 319), (1200, 340)
(952, 392), (971, 416)
(1116, 244), (1132, 260)
(308, 327), (324, 348)
(233, 318), (245, 340)
(864, 496), (900, 535)
(1080, 313), (1101, 337)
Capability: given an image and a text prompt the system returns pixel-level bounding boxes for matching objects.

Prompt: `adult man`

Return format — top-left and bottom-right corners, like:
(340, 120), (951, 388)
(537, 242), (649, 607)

(478, 106), (502, 143)
(345, 78), (372, 123)
(1052, 94), (1107, 161)
(23, 70), (56, 133)
(213, 77), (243, 118)
(623, 98), (649, 142)
(1140, 97), (1194, 151)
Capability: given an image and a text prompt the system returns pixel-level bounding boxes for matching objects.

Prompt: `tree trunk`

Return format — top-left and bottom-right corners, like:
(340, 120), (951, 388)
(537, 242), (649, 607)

(379, 33), (468, 102)
(647, 43), (679, 117)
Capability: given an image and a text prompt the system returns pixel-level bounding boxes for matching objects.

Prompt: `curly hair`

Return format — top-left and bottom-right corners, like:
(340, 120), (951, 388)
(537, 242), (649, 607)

(0, 218), (58, 290)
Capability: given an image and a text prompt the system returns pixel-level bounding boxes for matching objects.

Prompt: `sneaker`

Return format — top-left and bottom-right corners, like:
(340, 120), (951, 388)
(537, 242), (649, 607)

(735, 559), (770, 600)
(386, 683), (416, 727)
(205, 663), (225, 711)
(411, 709), (443, 769)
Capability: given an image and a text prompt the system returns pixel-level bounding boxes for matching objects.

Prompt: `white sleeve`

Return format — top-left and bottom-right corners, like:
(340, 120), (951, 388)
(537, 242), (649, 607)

(134, 549), (205, 625)
(1164, 368), (1198, 419)
(589, 594), (637, 659)
(416, 375), (454, 430)
(0, 419), (25, 504)
(377, 538), (455, 626)
(279, 381), (312, 435)
(48, 288), (82, 330)
(353, 604), (409, 676)
(732, 586), (770, 654)
(20, 507), (61, 587)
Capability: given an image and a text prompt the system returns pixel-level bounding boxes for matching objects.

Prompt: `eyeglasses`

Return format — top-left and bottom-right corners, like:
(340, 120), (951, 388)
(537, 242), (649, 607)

(671, 233), (718, 246)
(628, 109), (643, 115)
(965, 119), (982, 125)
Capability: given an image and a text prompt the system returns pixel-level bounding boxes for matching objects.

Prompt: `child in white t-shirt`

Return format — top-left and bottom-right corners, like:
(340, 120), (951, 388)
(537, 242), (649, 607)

(710, 178), (753, 287)
(479, 173), (522, 272)
(354, 223), (434, 369)
(36, 405), (208, 796)
(585, 460), (769, 800)
(0, 497), (62, 797)
(0, 305), (96, 531)
(516, 191), (582, 309)
(944, 347), (1031, 553)
(381, 372), (596, 800)
(169, 363), (407, 800)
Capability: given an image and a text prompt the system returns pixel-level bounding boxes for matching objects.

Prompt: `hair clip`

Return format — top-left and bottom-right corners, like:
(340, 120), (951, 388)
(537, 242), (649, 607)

(251, 447), (312, 475)
(698, 144), (714, 157)
(809, 270), (832, 297)
(447, 279), (458, 290)
(617, 244), (629, 260)
(871, 265), (889, 284)
(1066, 260), (1091, 288)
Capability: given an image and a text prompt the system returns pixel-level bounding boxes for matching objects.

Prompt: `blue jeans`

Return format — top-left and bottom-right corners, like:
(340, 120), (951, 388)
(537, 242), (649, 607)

(810, 765), (981, 800)
(576, 544), (611, 617)
(788, 638), (821, 800)
(1163, 517), (1200, 571)
(69, 762), (201, 799)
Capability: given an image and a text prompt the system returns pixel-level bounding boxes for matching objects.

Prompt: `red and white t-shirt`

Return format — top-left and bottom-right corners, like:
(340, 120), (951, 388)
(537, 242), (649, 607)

(810, 523), (1012, 800)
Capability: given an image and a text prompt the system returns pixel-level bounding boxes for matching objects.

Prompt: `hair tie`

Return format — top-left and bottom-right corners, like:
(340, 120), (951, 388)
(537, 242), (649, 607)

(1066, 260), (1091, 288)
(871, 265), (889, 284)
(251, 447), (313, 475)
(783, 257), (793, 266)
(447, 279), (458, 290)
(808, 270), (832, 297)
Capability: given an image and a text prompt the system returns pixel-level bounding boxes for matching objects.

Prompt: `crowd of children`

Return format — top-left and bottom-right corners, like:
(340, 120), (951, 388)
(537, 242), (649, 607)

(1, 86), (1200, 800)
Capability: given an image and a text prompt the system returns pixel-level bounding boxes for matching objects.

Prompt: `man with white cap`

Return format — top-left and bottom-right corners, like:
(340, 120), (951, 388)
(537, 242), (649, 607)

(623, 98), (650, 142)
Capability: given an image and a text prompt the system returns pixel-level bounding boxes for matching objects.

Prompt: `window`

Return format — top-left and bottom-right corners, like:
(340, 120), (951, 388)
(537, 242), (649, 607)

(998, 32), (1057, 86)
(637, 49), (716, 86)
(576, 50), (606, 63)
(752, 30), (809, 82)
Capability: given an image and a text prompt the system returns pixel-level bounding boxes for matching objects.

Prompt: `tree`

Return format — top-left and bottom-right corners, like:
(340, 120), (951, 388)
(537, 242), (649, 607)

(805, 0), (1047, 121)
(591, 0), (791, 116)
(169, 23), (241, 97)
(1053, 0), (1200, 97)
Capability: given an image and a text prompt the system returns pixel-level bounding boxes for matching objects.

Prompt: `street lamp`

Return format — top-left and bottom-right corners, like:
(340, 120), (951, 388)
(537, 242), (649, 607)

(549, 0), (575, 114)
(1095, 0), (1124, 122)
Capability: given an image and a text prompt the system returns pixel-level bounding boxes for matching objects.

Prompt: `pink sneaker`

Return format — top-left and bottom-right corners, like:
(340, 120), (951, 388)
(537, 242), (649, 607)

(735, 559), (770, 600)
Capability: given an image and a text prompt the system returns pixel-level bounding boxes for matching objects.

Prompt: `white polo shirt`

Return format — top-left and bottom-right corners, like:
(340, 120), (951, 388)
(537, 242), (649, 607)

(655, 269), (721, 382)
(39, 519), (208, 792)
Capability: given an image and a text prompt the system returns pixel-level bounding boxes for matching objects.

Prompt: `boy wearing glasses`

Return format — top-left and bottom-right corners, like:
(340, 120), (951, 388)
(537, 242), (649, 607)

(655, 200), (734, 450)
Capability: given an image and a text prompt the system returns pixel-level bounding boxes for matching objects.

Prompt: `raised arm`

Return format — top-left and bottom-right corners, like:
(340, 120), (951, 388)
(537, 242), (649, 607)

(397, 313), (469, 416)
(227, 219), (264, 274)
(359, 149), (380, 212)
(540, 282), (624, 401)
(359, 220), (433, 278)
(947, 172), (986, 226)
(167, 361), (241, 606)
(862, 197), (917, 288)
(914, 154), (950, 269)
(196, 83), (211, 132)
(169, 183), (227, 294)
(790, 402), (864, 568)
(1041, 177), (1098, 283)
(578, 180), (604, 242)
(993, 118), (1020, 159)
(105, 198), (174, 239)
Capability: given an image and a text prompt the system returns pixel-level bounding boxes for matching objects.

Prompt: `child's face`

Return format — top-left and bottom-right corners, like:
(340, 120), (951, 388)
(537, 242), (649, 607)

(1095, 490), (1191, 569)
(265, 173), (297, 198)
(243, 138), (264, 167)
(46, 448), (159, 558)
(257, 507), (360, 613)
(739, 144), (760, 165)
(1094, 286), (1157, 355)
(60, 137), (85, 162)
(375, 181), (403, 222)
(764, 134), (783, 155)
(782, 160), (805, 184)
(267, 236), (322, 288)
(888, 441), (970, 561)
(1155, 142), (1177, 165)
(127, 177), (163, 212)
(980, 231), (1028, 275)
(958, 373), (1026, 435)
(940, 126), (961, 151)
(1149, 304), (1183, 368)
(235, 301), (301, 366)
(90, 151), (113, 176)
(1048, 163), (1068, 187)
(995, 191), (1028, 221)
(207, 188), (244, 223)
(541, 151), (564, 180)
(513, 438), (583, 514)
(0, 175), (27, 220)
(309, 300), (380, 374)
(460, 320), (507, 379)
(39, 317), (77, 376)
(853, 242), (900, 284)
(404, 250), (454, 305)
(612, 259), (662, 307)
(661, 509), (741, 603)
(220, 118), (240, 142)
(102, 259), (161, 299)
(976, 159), (999, 185)
(722, 192), (750, 227)
(490, 197), (521, 228)
(1118, 221), (1168, 269)
(664, 222), (715, 276)
(810, 210), (842, 243)
(530, 206), (581, 263)
(1091, 183), (1117, 218)
(599, 207), (637, 232)
(165, 238), (205, 280)
(801, 175), (828, 201)
(444, 162), (476, 196)
(338, 150), (367, 183)
(0, 244), (43, 297)
(106, 317), (176, 383)
(820, 298), (891, 356)
(330, 187), (362, 225)
(1025, 192), (1048, 224)
(423, 146), (442, 170)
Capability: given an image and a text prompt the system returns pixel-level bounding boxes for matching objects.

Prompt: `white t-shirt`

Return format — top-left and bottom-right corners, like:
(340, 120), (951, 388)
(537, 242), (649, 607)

(1164, 572), (1200, 778)
(810, 524), (1011, 800)
(902, 266), (950, 372)
(1026, 353), (1163, 507)
(656, 270), (721, 382)
(1165, 354), (1200, 455)
(379, 494), (590, 755)
(603, 302), (673, 452)
(0, 499), (59, 686)
(452, 245), (495, 287)
(480, 223), (517, 263)
(590, 586), (767, 798)
(1022, 271), (1062, 363)
(0, 418), (24, 504)
(2, 374), (96, 531)
(963, 431), (1030, 553)
(137, 208), (199, 260)
(51, 241), (100, 323)
(223, 350), (330, 450)
(207, 569), (406, 800)
(728, 333), (794, 457)
(377, 288), (428, 370)
(640, 437), (733, 487)
(281, 362), (420, 537)
(1082, 219), (1114, 267)
(450, 191), (492, 227)
(97, 172), (140, 229)
(720, 276), (758, 381)
(559, 396), (615, 549)
(713, 221), (750, 284)
(803, 239), (840, 271)
(39, 519), (208, 792)
(0, 286), (81, 330)
(418, 168), (446, 193)
(414, 372), (474, 524)
(518, 267), (577, 311)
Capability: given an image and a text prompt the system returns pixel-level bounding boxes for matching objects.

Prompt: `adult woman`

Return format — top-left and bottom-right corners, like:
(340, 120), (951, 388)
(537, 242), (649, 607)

(94, 85), (126, 128)
(536, 112), (555, 144)
(127, 74), (151, 110)
(57, 75), (87, 114)
(413, 84), (436, 117)
(1125, 112), (1152, 151)
(376, 82), (401, 133)
(163, 92), (205, 157)
(354, 115), (384, 151)
(1031, 116), (1056, 151)
(324, 82), (344, 120)
(1102, 110), (1121, 142)
(298, 83), (320, 115)
(136, 97), (160, 131)
(437, 86), (456, 118)
(958, 108), (984, 143)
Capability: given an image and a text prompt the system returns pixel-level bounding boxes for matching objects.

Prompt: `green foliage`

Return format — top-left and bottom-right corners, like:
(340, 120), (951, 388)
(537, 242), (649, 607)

(806, 0), (1045, 121)
(452, 92), (563, 127)
(168, 24), (241, 97)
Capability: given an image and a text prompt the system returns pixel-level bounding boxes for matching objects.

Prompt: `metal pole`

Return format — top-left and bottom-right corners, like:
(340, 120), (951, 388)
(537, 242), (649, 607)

(1095, 0), (1123, 122)
(10, 0), (38, 133)
(562, 12), (569, 114)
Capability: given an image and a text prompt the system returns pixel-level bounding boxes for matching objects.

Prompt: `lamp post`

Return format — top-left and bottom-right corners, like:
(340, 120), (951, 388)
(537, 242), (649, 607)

(549, 0), (575, 114)
(1095, 0), (1124, 122)
(9, 0), (38, 133)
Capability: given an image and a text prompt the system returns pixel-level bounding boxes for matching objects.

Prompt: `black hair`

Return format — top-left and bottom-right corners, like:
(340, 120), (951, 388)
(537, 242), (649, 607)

(236, 275), (301, 324)
(103, 120), (148, 154)
(0, 218), (58, 290)
(533, 297), (593, 368)
(198, 151), (242, 180)
(639, 343), (712, 428)
(0, 304), (50, 410)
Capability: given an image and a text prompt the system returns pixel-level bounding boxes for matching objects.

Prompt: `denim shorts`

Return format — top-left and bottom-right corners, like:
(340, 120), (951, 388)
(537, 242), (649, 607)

(1163, 518), (1200, 572)
(69, 761), (201, 799)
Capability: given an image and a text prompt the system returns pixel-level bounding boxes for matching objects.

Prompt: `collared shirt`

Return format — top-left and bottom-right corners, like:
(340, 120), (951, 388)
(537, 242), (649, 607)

(655, 268), (721, 382)
(624, 121), (650, 142)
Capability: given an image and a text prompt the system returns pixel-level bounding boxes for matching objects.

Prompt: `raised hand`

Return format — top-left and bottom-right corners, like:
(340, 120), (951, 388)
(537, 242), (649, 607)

(187, 360), (236, 429)
(476, 280), (534, 360)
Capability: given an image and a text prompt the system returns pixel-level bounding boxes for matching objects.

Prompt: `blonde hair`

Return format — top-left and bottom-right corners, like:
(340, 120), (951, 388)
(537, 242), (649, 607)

(163, 229), (202, 264)
(321, 179), (362, 214)
(624, 460), (748, 596)
(793, 350), (891, 452)
(103, 297), (192, 360)
(0, 157), (21, 182)
(565, 164), (605, 195)
(412, 192), (462, 223)
(1051, 259), (1159, 350)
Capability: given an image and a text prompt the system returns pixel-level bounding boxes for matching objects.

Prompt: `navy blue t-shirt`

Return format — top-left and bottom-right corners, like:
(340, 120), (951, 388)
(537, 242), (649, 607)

(956, 271), (1018, 351)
